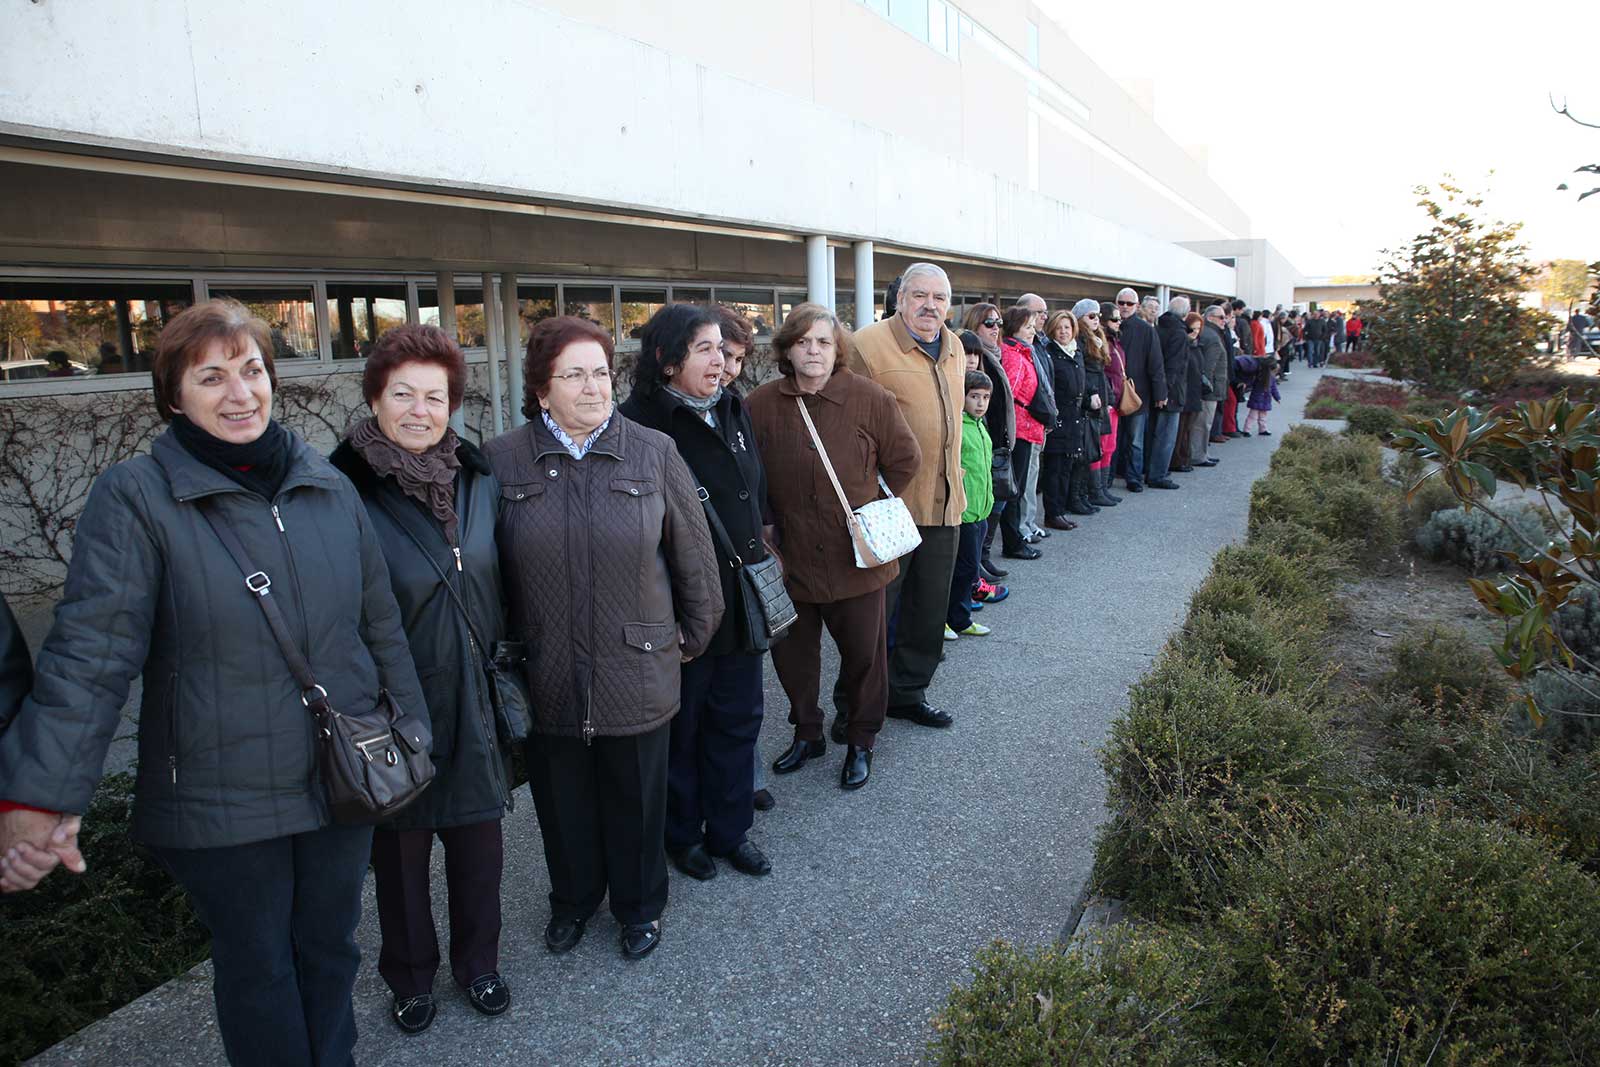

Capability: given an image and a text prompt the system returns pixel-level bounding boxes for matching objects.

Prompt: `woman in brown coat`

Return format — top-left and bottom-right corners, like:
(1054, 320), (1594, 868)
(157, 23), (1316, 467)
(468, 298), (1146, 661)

(483, 315), (722, 961)
(745, 303), (921, 791)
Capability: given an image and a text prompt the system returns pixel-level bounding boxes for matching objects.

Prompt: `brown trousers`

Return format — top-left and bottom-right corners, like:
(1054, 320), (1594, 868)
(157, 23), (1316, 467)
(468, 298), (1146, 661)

(770, 588), (887, 749)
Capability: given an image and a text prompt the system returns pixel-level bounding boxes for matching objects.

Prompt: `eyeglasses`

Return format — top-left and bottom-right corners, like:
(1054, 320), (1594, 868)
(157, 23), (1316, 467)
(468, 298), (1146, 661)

(981, 318), (1002, 328)
(1083, 312), (1100, 319)
(550, 368), (612, 385)
(1115, 299), (1137, 307)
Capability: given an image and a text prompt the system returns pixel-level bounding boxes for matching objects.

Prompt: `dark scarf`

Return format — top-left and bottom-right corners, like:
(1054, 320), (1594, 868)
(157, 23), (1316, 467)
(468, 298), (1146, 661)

(171, 415), (292, 501)
(346, 416), (462, 545)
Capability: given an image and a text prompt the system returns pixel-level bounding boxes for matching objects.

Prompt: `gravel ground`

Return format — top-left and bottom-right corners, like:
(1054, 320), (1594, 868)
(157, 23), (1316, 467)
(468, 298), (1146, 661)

(29, 366), (1319, 1067)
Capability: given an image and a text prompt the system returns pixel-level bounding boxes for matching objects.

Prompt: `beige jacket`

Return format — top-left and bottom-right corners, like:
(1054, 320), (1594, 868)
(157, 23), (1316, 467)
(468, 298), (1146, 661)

(847, 314), (966, 526)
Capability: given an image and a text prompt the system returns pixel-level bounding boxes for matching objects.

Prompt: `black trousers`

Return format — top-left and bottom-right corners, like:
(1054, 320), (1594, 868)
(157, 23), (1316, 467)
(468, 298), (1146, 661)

(1040, 450), (1073, 517)
(999, 440), (1034, 552)
(771, 588), (887, 748)
(151, 823), (373, 1067)
(525, 725), (670, 926)
(836, 523), (959, 713)
(666, 650), (763, 855)
(370, 818), (503, 998)
(946, 520), (985, 630)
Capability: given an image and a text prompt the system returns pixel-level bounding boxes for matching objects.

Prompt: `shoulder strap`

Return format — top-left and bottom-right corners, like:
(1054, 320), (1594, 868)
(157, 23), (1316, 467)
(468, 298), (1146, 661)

(695, 485), (745, 570)
(794, 396), (858, 521)
(370, 494), (492, 659)
(195, 499), (325, 705)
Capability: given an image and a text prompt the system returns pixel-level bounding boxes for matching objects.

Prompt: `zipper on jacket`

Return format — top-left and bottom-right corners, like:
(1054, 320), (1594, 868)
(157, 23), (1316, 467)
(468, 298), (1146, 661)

(450, 481), (509, 806)
(166, 671), (180, 786)
(269, 496), (319, 793)
(271, 505), (285, 532)
(452, 546), (463, 572)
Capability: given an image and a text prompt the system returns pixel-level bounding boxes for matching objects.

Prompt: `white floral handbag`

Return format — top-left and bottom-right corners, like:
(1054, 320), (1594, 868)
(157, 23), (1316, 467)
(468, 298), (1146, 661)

(795, 397), (922, 569)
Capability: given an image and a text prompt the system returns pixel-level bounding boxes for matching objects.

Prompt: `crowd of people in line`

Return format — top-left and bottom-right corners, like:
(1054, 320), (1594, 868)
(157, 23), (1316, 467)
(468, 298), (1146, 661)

(0, 262), (1323, 1064)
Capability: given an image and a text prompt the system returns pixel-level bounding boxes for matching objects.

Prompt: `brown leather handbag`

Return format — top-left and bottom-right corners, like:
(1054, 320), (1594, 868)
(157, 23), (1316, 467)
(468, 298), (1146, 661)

(1119, 376), (1143, 416)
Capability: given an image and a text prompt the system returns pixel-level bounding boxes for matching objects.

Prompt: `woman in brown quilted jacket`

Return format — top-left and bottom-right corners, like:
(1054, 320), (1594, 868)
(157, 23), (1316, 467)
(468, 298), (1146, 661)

(483, 315), (722, 962)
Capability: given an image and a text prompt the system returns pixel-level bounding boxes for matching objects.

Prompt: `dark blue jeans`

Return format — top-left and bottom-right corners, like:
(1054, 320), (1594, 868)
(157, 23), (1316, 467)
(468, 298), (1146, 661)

(1146, 410), (1182, 482)
(947, 519), (985, 630)
(668, 650), (764, 855)
(1120, 409), (1147, 487)
(151, 823), (373, 1067)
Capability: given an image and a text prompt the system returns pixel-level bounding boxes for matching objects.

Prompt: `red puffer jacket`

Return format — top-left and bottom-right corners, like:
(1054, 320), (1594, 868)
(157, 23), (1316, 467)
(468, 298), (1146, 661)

(1001, 337), (1046, 446)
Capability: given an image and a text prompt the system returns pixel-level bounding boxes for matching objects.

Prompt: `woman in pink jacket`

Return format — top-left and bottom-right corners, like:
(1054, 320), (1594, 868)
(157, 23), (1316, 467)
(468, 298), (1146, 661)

(999, 304), (1047, 561)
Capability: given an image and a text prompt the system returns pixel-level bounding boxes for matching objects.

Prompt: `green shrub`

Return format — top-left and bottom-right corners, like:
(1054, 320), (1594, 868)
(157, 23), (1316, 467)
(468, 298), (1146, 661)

(1415, 504), (1547, 574)
(930, 930), (1226, 1067)
(1246, 518), (1351, 575)
(0, 774), (210, 1065)
(1305, 395), (1346, 419)
(1093, 655), (1346, 918)
(1554, 585), (1600, 668)
(1383, 624), (1513, 713)
(1345, 403), (1404, 438)
(1177, 606), (1323, 692)
(1401, 474), (1463, 533)
(1271, 427), (1385, 481)
(1215, 804), (1600, 1065)
(1249, 432), (1403, 556)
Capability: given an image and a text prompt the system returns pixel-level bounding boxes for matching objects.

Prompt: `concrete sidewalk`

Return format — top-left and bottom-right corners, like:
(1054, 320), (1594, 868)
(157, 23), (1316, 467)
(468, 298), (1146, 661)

(31, 367), (1321, 1067)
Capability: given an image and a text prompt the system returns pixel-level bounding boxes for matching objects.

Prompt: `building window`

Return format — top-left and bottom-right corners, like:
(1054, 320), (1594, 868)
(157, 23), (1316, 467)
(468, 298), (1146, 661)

(670, 287), (710, 305)
(206, 285), (318, 361)
(0, 279), (193, 376)
(888, 0), (929, 40)
(777, 291), (809, 325)
(620, 288), (666, 340)
(563, 285), (617, 338)
(714, 289), (775, 339)
(517, 285), (558, 346)
(1025, 19), (1039, 68)
(418, 285), (489, 349)
(325, 283), (407, 360)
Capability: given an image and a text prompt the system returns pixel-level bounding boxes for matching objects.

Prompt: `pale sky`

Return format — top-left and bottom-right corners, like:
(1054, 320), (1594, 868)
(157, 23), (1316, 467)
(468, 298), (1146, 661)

(1046, 0), (1600, 279)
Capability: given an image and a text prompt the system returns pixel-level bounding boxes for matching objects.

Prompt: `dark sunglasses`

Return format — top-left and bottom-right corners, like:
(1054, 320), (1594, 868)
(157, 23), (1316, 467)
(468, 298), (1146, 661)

(981, 318), (1002, 328)
(1115, 299), (1137, 307)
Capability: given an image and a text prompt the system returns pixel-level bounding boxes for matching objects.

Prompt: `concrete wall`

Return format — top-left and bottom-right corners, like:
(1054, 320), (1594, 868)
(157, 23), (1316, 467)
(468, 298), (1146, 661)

(0, 0), (1236, 295)
(1180, 239), (1306, 310)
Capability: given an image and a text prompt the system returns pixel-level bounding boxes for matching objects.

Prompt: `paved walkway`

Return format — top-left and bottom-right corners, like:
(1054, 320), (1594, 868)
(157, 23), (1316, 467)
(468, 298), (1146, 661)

(32, 367), (1320, 1067)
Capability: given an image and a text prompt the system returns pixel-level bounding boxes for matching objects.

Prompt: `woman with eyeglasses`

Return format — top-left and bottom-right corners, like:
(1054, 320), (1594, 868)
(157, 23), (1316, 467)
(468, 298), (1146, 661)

(485, 315), (723, 961)
(1098, 301), (1129, 503)
(959, 304), (1015, 580)
(1073, 299), (1119, 508)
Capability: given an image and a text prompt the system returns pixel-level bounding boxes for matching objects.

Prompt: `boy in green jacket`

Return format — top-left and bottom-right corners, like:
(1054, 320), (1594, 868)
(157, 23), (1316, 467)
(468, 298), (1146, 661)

(947, 370), (999, 638)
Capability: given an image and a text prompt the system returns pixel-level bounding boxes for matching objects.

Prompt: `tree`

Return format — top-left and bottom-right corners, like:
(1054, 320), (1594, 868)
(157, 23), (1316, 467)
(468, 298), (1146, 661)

(1551, 95), (1599, 202)
(1542, 259), (1592, 317)
(0, 302), (40, 362)
(1361, 181), (1552, 393)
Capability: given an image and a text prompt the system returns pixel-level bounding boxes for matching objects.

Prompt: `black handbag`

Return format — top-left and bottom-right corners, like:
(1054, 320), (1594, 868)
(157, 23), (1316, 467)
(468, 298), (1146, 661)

(697, 486), (796, 653)
(373, 498), (533, 745)
(199, 503), (434, 825)
(990, 448), (1017, 501)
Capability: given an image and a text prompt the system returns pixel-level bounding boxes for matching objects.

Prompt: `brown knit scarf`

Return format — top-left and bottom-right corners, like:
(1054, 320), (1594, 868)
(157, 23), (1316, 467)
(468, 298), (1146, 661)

(347, 416), (462, 545)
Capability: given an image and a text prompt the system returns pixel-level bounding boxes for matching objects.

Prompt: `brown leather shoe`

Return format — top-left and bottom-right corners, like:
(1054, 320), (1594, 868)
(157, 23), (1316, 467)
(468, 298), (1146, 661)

(1045, 516), (1078, 531)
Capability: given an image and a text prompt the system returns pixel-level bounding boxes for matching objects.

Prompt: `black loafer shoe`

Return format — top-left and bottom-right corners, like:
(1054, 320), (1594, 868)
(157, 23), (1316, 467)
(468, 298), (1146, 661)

(841, 746), (872, 790)
(980, 559), (1009, 579)
(887, 701), (954, 728)
(1148, 479), (1181, 489)
(722, 840), (772, 877)
(772, 737), (825, 774)
(621, 921), (661, 960)
(544, 915), (586, 954)
(1125, 481), (1144, 492)
(392, 993), (436, 1035)
(1172, 464), (1194, 473)
(830, 715), (849, 745)
(465, 973), (510, 1016)
(1002, 546), (1042, 560)
(753, 788), (776, 811)
(667, 843), (717, 881)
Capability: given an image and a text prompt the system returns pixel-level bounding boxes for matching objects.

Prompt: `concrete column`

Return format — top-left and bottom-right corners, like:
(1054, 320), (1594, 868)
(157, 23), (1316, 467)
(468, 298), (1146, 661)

(1157, 283), (1171, 309)
(853, 241), (874, 329)
(482, 272), (504, 438)
(501, 272), (525, 428)
(437, 273), (464, 435)
(806, 235), (829, 307)
(826, 246), (837, 311)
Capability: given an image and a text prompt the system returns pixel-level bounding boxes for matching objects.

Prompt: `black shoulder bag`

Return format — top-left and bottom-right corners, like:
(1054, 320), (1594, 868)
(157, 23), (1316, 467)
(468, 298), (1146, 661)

(198, 502), (434, 825)
(696, 486), (796, 652)
(372, 497), (533, 745)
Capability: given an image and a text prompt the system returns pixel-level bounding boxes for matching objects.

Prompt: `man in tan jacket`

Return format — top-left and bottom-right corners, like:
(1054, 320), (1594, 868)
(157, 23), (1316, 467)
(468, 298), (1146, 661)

(831, 262), (964, 734)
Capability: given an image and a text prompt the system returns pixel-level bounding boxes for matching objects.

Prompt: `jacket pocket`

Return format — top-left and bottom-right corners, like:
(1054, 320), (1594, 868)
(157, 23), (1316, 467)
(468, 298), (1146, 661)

(854, 428), (878, 481)
(622, 621), (678, 654)
(500, 481), (546, 505)
(416, 665), (457, 760)
(610, 477), (660, 499)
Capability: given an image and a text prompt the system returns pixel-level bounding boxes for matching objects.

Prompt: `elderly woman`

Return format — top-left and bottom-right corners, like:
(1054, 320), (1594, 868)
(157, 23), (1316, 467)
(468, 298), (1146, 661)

(746, 303), (920, 791)
(998, 305), (1046, 560)
(960, 304), (1016, 581)
(620, 304), (773, 882)
(485, 315), (721, 961)
(1072, 299), (1117, 509)
(0, 299), (426, 1066)
(1097, 301), (1129, 503)
(329, 324), (514, 1033)
(1039, 311), (1098, 528)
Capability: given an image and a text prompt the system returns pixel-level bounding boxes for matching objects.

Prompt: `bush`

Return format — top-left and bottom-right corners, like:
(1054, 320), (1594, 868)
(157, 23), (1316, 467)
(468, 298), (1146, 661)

(1383, 624), (1514, 713)
(1215, 804), (1600, 1064)
(930, 930), (1226, 1067)
(1554, 585), (1600, 668)
(1415, 504), (1547, 574)
(1177, 606), (1323, 693)
(1246, 518), (1351, 576)
(1345, 403), (1404, 438)
(1093, 655), (1346, 918)
(0, 774), (210, 1065)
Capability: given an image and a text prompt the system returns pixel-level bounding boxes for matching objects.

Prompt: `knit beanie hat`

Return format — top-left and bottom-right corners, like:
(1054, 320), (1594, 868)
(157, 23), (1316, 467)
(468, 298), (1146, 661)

(1071, 298), (1100, 320)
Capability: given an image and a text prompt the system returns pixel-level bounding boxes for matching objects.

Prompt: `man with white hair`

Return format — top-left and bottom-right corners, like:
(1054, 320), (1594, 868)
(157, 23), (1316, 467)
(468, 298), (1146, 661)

(1148, 295), (1191, 488)
(1111, 287), (1168, 491)
(832, 262), (962, 734)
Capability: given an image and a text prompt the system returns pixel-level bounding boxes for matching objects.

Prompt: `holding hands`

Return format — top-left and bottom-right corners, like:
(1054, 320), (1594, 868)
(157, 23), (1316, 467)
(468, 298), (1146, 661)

(0, 809), (86, 893)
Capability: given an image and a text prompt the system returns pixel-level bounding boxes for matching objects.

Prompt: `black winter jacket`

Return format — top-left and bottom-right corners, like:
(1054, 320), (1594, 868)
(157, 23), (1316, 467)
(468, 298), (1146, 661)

(1082, 356), (1113, 437)
(1042, 338), (1092, 457)
(329, 438), (512, 831)
(1120, 314), (1168, 407)
(1155, 311), (1192, 411)
(0, 427), (426, 848)
(620, 387), (769, 658)
(0, 594), (30, 734)
(1183, 339), (1205, 414)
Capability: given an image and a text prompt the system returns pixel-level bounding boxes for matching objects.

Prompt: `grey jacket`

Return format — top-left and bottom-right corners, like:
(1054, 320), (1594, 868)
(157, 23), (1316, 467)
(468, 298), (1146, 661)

(0, 427), (426, 849)
(0, 594), (30, 734)
(1199, 323), (1230, 401)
